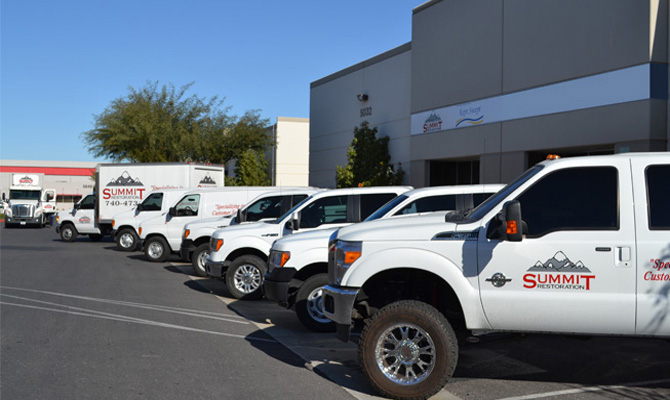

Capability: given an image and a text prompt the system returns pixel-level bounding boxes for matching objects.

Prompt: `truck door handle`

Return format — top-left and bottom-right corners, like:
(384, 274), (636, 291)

(595, 247), (611, 252)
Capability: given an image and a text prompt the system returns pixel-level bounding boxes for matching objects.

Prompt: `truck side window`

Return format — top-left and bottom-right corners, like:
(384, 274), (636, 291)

(516, 167), (618, 238)
(175, 195), (200, 216)
(141, 193), (163, 211)
(394, 194), (457, 215)
(245, 196), (283, 221)
(79, 195), (96, 210)
(646, 164), (670, 230)
(360, 193), (397, 219)
(300, 195), (348, 228)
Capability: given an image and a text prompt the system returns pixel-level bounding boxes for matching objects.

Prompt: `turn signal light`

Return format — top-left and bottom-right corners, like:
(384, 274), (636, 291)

(546, 154), (561, 160)
(184, 229), (190, 239)
(344, 251), (361, 264)
(213, 239), (224, 252)
(506, 221), (518, 235)
(138, 227), (142, 236)
(280, 252), (290, 268)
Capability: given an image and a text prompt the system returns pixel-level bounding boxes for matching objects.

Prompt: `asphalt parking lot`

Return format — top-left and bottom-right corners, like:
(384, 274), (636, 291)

(2, 226), (670, 400)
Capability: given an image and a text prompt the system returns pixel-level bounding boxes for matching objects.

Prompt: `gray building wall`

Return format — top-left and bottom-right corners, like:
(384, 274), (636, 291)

(409, 0), (669, 186)
(309, 44), (412, 188)
(310, 0), (670, 188)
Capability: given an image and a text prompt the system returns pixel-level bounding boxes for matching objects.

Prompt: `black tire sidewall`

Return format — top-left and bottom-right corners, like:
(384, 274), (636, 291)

(144, 237), (169, 262)
(295, 273), (335, 332)
(225, 255), (266, 300)
(191, 243), (210, 277)
(359, 300), (458, 400)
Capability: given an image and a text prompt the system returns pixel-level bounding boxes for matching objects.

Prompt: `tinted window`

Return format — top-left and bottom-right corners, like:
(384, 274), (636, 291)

(245, 196), (283, 221)
(175, 194), (200, 216)
(292, 194), (309, 206)
(300, 195), (347, 229)
(140, 193), (163, 211)
(395, 194), (457, 215)
(79, 195), (96, 210)
(647, 165), (670, 230)
(516, 167), (618, 237)
(473, 193), (495, 208)
(360, 193), (397, 219)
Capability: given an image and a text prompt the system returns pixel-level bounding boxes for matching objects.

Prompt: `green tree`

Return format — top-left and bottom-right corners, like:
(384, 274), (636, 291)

(228, 149), (270, 186)
(336, 121), (404, 187)
(81, 81), (272, 164)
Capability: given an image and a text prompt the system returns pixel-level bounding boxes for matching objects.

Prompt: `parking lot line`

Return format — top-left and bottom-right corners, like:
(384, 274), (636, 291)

(497, 378), (670, 400)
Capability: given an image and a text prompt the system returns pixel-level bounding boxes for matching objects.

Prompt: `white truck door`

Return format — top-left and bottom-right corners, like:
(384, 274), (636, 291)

(166, 193), (201, 250)
(477, 161), (636, 335)
(42, 189), (57, 214)
(631, 159), (670, 336)
(73, 194), (98, 234)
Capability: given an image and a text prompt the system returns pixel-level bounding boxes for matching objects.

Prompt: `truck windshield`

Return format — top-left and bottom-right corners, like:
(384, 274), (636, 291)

(9, 190), (41, 200)
(364, 195), (408, 222)
(446, 165), (544, 223)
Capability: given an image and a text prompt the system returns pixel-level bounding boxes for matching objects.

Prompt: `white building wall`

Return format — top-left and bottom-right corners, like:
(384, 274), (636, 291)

(272, 117), (310, 186)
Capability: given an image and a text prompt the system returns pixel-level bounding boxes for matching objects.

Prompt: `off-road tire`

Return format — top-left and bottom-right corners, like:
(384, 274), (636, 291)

(60, 224), (78, 243)
(116, 228), (138, 251)
(226, 255), (266, 300)
(295, 273), (335, 332)
(144, 236), (170, 262)
(358, 300), (458, 400)
(191, 243), (210, 277)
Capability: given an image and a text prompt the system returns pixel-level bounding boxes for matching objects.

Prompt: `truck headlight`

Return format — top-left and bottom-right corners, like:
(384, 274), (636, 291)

(268, 250), (290, 270)
(210, 238), (223, 252)
(330, 240), (362, 285)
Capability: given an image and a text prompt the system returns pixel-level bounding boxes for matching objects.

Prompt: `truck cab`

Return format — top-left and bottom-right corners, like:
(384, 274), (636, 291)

(322, 153), (670, 400)
(55, 194), (99, 241)
(3, 173), (56, 228)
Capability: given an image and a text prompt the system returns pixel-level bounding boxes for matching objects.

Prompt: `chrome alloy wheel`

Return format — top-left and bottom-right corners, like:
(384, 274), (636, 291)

(233, 264), (262, 294)
(374, 323), (436, 385)
(119, 232), (135, 248)
(196, 250), (208, 272)
(147, 242), (164, 259)
(306, 287), (330, 324)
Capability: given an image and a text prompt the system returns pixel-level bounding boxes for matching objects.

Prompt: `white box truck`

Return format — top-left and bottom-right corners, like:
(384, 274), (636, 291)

(55, 163), (224, 242)
(3, 173), (56, 228)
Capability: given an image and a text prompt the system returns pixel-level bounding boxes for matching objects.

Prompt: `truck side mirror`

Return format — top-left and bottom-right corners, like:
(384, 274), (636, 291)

(286, 212), (300, 231)
(503, 200), (523, 242)
(74, 202), (81, 210)
(1, 193), (5, 201)
(169, 207), (177, 217)
(237, 208), (246, 223)
(487, 200), (524, 242)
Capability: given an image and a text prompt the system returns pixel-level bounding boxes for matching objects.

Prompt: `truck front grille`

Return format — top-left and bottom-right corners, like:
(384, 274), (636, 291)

(12, 204), (34, 218)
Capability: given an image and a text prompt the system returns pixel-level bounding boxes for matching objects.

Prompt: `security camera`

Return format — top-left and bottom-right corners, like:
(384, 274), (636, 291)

(357, 93), (369, 102)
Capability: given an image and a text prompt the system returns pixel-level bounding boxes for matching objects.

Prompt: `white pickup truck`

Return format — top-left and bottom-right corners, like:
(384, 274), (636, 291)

(264, 184), (503, 332)
(205, 186), (411, 300)
(322, 153), (670, 400)
(180, 188), (320, 276)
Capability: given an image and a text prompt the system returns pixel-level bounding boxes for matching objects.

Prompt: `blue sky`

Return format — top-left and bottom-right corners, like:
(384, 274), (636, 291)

(1, 0), (425, 162)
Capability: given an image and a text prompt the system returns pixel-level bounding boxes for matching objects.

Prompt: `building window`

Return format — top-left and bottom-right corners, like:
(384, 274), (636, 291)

(429, 160), (480, 185)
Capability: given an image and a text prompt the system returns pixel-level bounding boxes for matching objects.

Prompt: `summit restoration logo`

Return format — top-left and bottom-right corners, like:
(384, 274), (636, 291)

(102, 171), (146, 204)
(423, 112), (443, 133)
(523, 251), (595, 291)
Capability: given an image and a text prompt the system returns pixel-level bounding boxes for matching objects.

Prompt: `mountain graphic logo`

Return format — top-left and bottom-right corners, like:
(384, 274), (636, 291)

(527, 251), (591, 273)
(199, 174), (216, 185)
(424, 112), (442, 124)
(107, 171), (144, 186)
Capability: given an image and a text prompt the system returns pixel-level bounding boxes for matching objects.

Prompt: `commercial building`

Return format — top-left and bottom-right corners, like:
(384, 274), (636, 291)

(0, 160), (97, 210)
(309, 0), (670, 188)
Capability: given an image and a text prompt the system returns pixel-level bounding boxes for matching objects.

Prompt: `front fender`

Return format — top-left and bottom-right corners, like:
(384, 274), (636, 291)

(343, 246), (490, 330)
(217, 235), (273, 263)
(285, 246), (327, 271)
